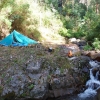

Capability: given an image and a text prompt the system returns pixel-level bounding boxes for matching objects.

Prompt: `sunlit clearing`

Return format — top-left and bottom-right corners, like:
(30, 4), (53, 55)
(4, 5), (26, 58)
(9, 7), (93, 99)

(38, 27), (65, 45)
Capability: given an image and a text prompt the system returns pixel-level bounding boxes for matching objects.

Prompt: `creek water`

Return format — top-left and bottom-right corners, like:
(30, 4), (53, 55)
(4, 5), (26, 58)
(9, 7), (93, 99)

(48, 61), (100, 100)
(78, 61), (100, 100)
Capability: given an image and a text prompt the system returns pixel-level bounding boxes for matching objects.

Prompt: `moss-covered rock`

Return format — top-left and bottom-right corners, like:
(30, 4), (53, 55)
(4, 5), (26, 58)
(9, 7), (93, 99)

(0, 44), (90, 100)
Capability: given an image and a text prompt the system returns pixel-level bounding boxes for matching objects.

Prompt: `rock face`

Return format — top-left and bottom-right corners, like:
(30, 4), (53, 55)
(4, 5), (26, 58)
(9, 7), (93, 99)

(0, 43), (92, 100)
(0, 55), (91, 100)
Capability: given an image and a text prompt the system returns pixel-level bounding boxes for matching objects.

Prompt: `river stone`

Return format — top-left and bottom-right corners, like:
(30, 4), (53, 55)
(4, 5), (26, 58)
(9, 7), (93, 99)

(97, 88), (100, 100)
(78, 40), (87, 46)
(81, 51), (100, 62)
(61, 43), (80, 56)
(69, 38), (77, 43)
(82, 67), (89, 73)
(69, 38), (86, 47)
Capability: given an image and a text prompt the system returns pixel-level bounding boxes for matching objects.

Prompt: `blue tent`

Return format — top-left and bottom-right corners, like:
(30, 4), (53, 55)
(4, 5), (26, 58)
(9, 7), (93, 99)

(0, 30), (38, 46)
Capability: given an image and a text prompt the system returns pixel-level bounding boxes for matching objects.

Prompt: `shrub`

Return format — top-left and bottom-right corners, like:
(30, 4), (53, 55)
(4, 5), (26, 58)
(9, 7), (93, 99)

(9, 3), (30, 32)
(27, 28), (41, 41)
(73, 27), (85, 38)
(92, 38), (100, 50)
(0, 6), (12, 39)
(58, 27), (68, 37)
(43, 17), (51, 27)
(63, 18), (75, 29)
(83, 44), (93, 51)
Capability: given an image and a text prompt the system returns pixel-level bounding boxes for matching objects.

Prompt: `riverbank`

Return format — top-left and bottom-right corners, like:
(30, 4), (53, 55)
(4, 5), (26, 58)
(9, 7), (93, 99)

(0, 41), (99, 100)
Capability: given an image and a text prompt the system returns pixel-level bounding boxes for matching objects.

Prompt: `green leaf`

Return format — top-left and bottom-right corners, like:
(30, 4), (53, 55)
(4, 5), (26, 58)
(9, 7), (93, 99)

(28, 84), (34, 89)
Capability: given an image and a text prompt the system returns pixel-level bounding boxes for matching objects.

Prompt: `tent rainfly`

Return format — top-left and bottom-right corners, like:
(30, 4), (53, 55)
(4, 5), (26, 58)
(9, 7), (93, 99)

(0, 30), (38, 46)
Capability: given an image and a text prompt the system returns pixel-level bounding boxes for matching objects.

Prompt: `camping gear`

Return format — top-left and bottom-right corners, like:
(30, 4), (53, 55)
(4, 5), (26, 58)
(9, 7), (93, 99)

(0, 30), (38, 46)
(67, 50), (73, 57)
(48, 47), (53, 52)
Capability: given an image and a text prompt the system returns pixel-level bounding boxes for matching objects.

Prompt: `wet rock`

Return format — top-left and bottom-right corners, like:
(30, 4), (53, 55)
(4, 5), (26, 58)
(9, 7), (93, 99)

(92, 67), (99, 77)
(78, 40), (87, 47)
(61, 43), (80, 56)
(82, 67), (89, 73)
(82, 51), (100, 62)
(97, 88), (100, 100)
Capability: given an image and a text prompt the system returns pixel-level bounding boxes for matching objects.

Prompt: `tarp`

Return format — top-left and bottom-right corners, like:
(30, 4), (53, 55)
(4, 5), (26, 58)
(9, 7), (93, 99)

(0, 30), (38, 46)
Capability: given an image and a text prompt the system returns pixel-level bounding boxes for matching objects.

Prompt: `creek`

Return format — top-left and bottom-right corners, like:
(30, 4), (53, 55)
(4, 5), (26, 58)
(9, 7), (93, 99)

(47, 61), (100, 100)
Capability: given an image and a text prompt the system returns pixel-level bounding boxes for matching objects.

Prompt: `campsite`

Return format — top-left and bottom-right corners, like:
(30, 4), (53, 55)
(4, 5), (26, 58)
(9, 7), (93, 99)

(0, 30), (38, 46)
(0, 40), (91, 100)
(1, 0), (100, 100)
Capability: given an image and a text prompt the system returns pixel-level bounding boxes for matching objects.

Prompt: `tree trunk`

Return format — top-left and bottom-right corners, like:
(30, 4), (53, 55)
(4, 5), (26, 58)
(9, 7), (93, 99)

(96, 3), (99, 14)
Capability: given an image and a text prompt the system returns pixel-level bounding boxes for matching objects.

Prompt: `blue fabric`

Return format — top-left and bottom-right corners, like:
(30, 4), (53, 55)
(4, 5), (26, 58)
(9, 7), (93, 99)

(0, 30), (38, 46)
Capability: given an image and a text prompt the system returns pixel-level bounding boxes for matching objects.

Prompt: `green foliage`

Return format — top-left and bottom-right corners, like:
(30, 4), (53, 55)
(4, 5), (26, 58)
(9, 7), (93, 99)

(67, 29), (73, 38)
(92, 38), (100, 50)
(43, 17), (51, 27)
(95, 0), (100, 4)
(94, 22), (100, 38)
(0, 0), (15, 10)
(85, 10), (100, 41)
(76, 3), (87, 18)
(0, 0), (31, 39)
(0, 15), (11, 30)
(62, 1), (87, 18)
(28, 84), (34, 89)
(0, 6), (12, 39)
(72, 31), (83, 39)
(58, 27), (68, 37)
(9, 3), (30, 31)
(83, 44), (93, 51)
(20, 93), (27, 97)
(27, 28), (41, 41)
(44, 0), (58, 10)
(63, 18), (75, 29)
(86, 32), (95, 41)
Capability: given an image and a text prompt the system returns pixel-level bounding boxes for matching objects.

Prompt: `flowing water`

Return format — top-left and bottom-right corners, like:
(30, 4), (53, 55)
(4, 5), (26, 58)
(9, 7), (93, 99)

(78, 61), (100, 99)
(48, 61), (100, 100)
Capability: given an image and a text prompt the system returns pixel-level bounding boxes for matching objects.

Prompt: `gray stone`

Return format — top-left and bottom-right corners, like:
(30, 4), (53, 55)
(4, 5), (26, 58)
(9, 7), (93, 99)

(69, 38), (77, 43)
(30, 84), (47, 99)
(26, 61), (41, 74)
